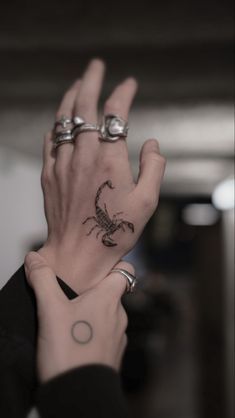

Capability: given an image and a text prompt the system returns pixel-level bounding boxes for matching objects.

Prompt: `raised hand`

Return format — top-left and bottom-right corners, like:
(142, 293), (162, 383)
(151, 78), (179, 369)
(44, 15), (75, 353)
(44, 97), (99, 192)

(39, 59), (166, 293)
(25, 252), (132, 382)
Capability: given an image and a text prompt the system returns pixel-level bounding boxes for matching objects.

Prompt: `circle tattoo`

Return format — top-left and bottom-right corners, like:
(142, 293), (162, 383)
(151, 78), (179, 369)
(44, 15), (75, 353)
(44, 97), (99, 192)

(71, 320), (93, 344)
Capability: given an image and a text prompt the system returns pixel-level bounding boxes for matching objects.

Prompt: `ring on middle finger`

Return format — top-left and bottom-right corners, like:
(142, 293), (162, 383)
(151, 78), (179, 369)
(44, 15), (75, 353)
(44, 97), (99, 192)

(72, 122), (100, 139)
(99, 114), (129, 142)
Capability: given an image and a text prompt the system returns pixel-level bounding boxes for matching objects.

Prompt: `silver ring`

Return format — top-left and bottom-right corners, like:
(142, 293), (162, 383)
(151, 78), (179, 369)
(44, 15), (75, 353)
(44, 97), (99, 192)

(72, 123), (100, 138)
(99, 114), (129, 142)
(73, 116), (85, 126)
(54, 115), (73, 129)
(111, 268), (137, 294)
(54, 133), (74, 149)
(54, 115), (74, 147)
(54, 129), (72, 139)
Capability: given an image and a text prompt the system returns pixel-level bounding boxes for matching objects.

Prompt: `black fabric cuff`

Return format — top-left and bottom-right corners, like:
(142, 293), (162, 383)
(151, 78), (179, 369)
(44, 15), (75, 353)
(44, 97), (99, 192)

(35, 365), (128, 418)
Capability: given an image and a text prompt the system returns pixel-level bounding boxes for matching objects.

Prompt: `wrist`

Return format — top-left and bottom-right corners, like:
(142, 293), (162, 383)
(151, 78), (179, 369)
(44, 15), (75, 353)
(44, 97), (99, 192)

(38, 243), (76, 280)
(38, 242), (118, 294)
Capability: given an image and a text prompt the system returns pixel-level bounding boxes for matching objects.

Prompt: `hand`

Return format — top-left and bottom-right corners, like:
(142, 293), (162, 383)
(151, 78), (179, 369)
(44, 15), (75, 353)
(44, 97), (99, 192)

(39, 59), (166, 293)
(24, 251), (131, 383)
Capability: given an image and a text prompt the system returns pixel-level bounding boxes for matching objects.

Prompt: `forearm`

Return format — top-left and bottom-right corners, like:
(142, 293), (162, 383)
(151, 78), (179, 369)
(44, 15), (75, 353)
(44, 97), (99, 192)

(38, 239), (127, 294)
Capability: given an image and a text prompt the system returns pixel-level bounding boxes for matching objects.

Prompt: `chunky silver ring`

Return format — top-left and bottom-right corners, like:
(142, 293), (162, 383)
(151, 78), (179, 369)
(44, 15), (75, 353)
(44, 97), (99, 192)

(54, 133), (74, 149)
(99, 114), (129, 142)
(73, 115), (85, 126)
(72, 123), (100, 138)
(54, 115), (73, 129)
(54, 116), (74, 145)
(54, 129), (72, 139)
(111, 268), (137, 294)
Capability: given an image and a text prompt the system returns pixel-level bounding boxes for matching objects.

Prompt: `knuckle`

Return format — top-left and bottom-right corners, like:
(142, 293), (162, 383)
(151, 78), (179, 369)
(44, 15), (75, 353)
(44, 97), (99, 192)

(99, 153), (122, 169)
(141, 193), (157, 211)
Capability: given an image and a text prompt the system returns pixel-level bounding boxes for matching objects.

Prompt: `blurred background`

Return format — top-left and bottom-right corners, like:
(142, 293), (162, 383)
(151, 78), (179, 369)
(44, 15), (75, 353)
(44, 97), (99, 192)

(0, 0), (234, 417)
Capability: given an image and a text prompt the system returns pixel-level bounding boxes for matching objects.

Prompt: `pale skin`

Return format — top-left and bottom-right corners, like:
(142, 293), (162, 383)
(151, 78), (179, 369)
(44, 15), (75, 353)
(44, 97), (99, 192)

(38, 59), (166, 295)
(24, 251), (132, 383)
(23, 60), (166, 383)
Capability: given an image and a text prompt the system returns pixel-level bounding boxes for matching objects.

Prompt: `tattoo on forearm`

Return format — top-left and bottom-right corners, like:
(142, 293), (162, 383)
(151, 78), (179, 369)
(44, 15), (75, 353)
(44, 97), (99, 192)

(71, 320), (93, 344)
(82, 180), (134, 247)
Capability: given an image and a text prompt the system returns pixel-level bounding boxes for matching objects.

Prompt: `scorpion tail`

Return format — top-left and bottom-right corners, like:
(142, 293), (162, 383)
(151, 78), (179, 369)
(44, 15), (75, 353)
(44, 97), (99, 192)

(95, 180), (115, 208)
(106, 180), (114, 189)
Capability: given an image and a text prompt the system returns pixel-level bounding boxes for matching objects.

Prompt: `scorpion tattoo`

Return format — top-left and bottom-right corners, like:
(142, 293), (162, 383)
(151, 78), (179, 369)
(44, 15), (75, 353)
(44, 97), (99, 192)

(82, 180), (134, 247)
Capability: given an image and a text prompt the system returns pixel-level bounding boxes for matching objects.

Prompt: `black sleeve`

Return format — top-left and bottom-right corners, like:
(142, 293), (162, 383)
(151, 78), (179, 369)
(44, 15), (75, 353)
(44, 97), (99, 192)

(0, 266), (38, 418)
(0, 266), (128, 418)
(35, 365), (128, 418)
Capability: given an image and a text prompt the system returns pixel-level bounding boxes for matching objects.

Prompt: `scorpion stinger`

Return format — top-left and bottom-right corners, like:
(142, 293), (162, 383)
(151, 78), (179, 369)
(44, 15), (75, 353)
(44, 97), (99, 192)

(82, 180), (135, 247)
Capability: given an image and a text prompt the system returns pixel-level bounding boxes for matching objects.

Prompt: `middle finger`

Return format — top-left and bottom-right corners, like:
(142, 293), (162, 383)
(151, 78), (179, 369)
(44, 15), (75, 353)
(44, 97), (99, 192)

(73, 59), (105, 161)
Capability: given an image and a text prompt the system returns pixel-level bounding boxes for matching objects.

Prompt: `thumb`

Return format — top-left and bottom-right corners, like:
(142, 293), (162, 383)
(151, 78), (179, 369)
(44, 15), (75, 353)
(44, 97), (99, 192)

(136, 139), (166, 207)
(24, 251), (66, 305)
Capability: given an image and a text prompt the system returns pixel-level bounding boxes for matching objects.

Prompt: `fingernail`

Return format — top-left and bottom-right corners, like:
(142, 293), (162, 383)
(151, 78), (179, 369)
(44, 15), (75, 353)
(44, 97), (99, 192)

(154, 139), (160, 151)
